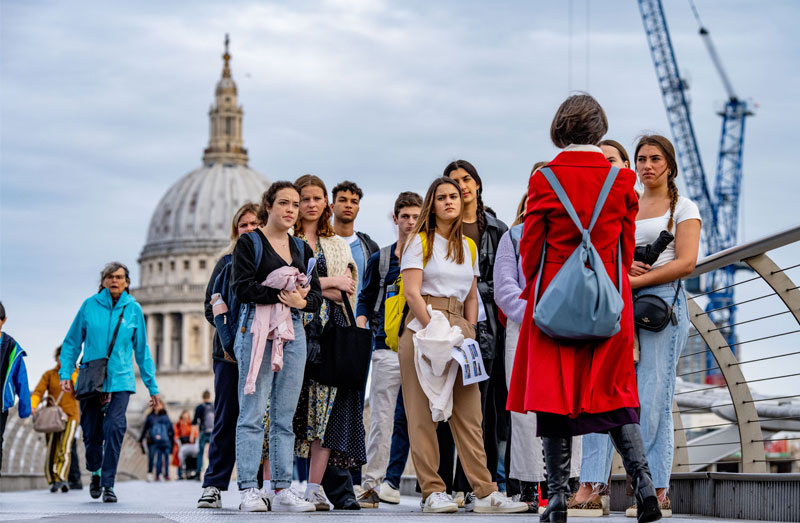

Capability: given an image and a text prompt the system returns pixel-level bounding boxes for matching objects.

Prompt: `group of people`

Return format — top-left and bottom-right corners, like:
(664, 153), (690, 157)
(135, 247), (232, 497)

(0, 92), (701, 523)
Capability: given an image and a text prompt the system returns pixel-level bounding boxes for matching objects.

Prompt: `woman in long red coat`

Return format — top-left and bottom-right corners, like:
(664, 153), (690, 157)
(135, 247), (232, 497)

(507, 94), (660, 523)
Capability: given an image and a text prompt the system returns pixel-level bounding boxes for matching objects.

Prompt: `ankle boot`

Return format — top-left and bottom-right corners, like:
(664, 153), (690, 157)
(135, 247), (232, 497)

(540, 437), (571, 523)
(609, 424), (661, 523)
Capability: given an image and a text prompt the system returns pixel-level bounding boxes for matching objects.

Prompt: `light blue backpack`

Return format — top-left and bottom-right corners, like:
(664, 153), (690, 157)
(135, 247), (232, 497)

(532, 166), (624, 341)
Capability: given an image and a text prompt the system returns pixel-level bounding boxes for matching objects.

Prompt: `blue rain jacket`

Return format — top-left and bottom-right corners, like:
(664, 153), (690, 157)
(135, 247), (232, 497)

(60, 289), (159, 396)
(1, 332), (31, 416)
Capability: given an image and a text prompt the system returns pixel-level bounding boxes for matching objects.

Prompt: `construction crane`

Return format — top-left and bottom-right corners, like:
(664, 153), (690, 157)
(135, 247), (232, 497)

(638, 0), (754, 383)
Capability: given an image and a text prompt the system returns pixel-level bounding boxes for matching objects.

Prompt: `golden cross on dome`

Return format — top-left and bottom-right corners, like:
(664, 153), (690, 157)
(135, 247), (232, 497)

(222, 33), (231, 78)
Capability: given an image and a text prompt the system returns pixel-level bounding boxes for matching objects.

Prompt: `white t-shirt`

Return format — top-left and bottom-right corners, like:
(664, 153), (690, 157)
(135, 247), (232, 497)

(401, 233), (479, 302)
(635, 196), (702, 269)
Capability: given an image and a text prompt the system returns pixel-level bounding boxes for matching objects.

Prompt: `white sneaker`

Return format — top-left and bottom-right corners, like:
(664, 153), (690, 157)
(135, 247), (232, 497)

(306, 487), (331, 512)
(273, 488), (315, 512)
(464, 492), (476, 511)
(422, 492), (458, 513)
(146, 473), (153, 483)
(239, 488), (268, 512)
(259, 487), (274, 510)
(378, 481), (401, 504)
(474, 491), (529, 514)
(197, 486), (222, 509)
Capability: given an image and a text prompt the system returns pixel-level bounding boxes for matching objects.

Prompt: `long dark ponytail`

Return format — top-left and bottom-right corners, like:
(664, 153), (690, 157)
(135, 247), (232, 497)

(443, 159), (488, 235)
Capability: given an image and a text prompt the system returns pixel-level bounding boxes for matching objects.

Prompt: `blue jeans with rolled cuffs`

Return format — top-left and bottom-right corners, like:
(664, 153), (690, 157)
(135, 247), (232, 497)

(234, 308), (306, 490)
(580, 280), (689, 489)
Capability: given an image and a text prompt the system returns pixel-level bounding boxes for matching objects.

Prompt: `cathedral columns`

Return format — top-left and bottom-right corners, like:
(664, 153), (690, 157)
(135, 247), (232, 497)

(161, 313), (172, 370)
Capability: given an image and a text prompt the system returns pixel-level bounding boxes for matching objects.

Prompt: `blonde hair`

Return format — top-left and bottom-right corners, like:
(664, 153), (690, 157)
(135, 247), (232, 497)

(221, 202), (260, 255)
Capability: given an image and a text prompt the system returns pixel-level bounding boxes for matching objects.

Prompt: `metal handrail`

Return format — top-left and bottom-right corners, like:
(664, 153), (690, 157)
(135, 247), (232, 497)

(687, 223), (800, 279)
(673, 223), (800, 474)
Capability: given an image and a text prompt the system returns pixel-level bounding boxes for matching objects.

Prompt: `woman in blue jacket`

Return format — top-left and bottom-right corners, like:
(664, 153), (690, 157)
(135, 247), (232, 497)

(60, 262), (160, 503)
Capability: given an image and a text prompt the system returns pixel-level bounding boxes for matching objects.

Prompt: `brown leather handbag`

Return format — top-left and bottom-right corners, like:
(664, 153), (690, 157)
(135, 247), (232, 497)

(32, 392), (68, 433)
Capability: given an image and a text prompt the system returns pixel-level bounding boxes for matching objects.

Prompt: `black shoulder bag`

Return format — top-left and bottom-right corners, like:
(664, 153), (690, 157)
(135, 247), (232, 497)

(308, 291), (372, 390)
(75, 305), (127, 400)
(633, 281), (681, 332)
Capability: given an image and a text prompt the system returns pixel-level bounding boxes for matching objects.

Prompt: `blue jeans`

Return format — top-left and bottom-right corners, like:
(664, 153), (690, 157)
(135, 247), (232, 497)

(234, 308), (306, 490)
(154, 441), (171, 478)
(197, 431), (211, 476)
(580, 281), (689, 488)
(384, 387), (410, 489)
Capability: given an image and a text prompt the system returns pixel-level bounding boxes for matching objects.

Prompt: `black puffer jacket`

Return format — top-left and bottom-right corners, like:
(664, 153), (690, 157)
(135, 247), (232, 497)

(476, 211), (508, 360)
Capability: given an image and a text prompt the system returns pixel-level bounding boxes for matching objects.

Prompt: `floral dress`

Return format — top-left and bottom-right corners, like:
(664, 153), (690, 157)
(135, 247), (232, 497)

(262, 239), (366, 470)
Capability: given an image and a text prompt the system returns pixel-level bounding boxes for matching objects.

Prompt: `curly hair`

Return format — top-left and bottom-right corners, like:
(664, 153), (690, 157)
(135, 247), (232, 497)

(331, 180), (364, 202)
(550, 93), (608, 148)
(294, 174), (335, 238)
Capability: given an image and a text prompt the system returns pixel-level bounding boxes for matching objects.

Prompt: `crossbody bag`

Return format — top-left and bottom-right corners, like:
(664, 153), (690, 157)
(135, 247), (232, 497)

(632, 280), (681, 332)
(75, 305), (127, 400)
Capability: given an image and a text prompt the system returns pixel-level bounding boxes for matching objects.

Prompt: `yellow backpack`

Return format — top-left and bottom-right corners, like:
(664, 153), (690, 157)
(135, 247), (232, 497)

(383, 232), (478, 351)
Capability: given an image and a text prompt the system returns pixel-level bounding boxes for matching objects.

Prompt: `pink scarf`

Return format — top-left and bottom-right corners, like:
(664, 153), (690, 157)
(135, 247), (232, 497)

(244, 266), (308, 395)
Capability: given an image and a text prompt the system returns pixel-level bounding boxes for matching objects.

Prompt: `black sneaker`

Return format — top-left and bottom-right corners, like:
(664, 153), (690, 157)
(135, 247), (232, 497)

(102, 487), (117, 503)
(89, 476), (102, 499)
(69, 481), (83, 490)
(50, 482), (61, 493)
(61, 482), (70, 493)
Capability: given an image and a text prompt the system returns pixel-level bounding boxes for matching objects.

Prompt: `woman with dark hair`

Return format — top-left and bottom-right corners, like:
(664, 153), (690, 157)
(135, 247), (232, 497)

(399, 176), (527, 514)
(440, 160), (508, 502)
(287, 174), (364, 511)
(31, 345), (82, 492)
(198, 202), (260, 509)
(508, 94), (661, 523)
(229, 181), (321, 512)
(60, 262), (160, 503)
(625, 135), (700, 517)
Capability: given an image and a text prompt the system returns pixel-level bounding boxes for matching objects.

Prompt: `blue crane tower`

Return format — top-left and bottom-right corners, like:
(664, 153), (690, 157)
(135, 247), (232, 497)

(638, 0), (754, 383)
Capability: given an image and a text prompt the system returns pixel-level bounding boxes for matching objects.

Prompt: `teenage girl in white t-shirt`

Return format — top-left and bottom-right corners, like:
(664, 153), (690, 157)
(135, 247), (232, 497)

(628, 135), (702, 516)
(398, 177), (526, 514)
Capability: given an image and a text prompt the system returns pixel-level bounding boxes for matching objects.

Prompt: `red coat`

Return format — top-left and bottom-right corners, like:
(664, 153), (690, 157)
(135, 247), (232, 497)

(506, 149), (639, 417)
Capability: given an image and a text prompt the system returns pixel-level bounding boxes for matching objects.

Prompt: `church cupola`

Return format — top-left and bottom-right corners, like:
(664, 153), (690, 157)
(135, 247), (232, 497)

(203, 34), (248, 166)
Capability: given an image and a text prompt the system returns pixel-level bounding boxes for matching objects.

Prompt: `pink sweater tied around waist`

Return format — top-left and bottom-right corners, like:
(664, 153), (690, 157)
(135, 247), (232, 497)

(244, 266), (308, 395)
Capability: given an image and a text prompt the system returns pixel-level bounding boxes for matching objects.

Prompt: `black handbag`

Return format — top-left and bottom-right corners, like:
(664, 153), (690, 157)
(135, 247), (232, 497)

(308, 291), (372, 390)
(633, 281), (681, 332)
(75, 305), (127, 400)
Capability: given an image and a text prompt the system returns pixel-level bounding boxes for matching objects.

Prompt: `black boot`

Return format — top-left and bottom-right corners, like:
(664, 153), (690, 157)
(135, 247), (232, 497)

(540, 437), (571, 523)
(520, 480), (539, 512)
(609, 424), (661, 523)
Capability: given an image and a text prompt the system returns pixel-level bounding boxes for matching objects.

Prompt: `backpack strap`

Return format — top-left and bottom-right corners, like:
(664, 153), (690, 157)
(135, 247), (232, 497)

(373, 245), (393, 315)
(509, 224), (523, 260)
(465, 236), (478, 266)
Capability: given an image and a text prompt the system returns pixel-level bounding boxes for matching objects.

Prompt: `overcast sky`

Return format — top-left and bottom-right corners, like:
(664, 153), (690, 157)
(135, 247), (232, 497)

(1, 0), (798, 396)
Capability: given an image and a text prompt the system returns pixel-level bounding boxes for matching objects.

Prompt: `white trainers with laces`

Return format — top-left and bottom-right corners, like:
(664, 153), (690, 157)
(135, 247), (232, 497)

(259, 487), (273, 510)
(239, 487), (268, 512)
(197, 486), (222, 509)
(422, 492), (458, 513)
(378, 481), (401, 504)
(474, 491), (529, 513)
(306, 487), (331, 512)
(273, 488), (316, 512)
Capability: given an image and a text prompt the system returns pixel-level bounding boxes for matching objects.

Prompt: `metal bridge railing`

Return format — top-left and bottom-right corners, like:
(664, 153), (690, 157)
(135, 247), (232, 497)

(672, 224), (800, 474)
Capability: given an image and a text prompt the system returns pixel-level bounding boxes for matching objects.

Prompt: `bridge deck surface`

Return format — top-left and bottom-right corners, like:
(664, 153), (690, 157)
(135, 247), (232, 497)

(0, 479), (772, 522)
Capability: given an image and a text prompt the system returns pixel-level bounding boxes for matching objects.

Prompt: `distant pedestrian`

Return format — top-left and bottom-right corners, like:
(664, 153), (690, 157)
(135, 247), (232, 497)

(0, 301), (32, 475)
(139, 403), (161, 482)
(31, 346), (82, 493)
(197, 202), (260, 509)
(150, 406), (174, 481)
(174, 410), (198, 479)
(60, 262), (160, 503)
(192, 390), (214, 480)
